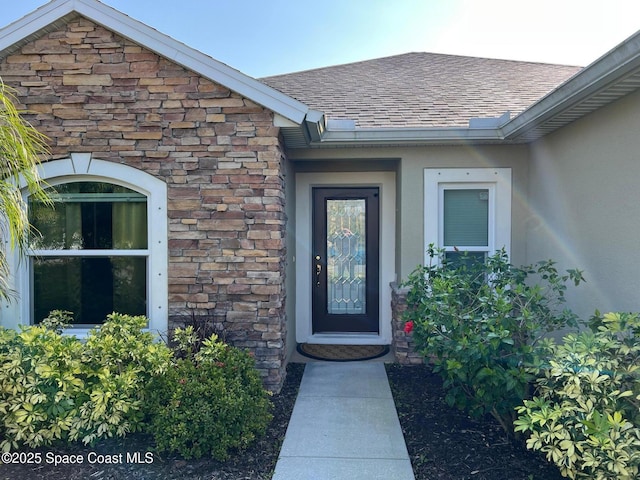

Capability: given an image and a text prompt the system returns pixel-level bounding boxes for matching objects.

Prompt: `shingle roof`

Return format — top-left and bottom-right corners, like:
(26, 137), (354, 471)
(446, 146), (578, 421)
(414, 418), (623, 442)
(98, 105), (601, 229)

(261, 52), (582, 129)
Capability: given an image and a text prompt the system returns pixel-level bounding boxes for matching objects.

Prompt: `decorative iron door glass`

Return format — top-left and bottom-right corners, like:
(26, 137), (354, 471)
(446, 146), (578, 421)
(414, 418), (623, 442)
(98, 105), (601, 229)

(327, 198), (366, 314)
(312, 188), (379, 333)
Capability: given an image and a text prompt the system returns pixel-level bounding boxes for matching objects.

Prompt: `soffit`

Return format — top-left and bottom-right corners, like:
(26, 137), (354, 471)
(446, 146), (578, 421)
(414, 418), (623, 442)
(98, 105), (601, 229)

(504, 30), (640, 143)
(507, 70), (640, 142)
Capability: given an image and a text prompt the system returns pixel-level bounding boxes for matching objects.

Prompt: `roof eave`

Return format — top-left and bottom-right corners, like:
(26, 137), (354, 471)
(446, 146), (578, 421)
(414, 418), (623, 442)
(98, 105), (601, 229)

(0, 0), (311, 124)
(295, 26), (640, 149)
(5, 1), (639, 149)
(502, 30), (640, 142)
(290, 31), (640, 149)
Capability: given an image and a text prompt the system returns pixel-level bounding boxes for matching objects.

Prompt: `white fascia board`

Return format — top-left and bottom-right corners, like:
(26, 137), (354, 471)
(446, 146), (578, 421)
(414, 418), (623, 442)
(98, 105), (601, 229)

(0, 0), (75, 49)
(503, 29), (640, 139)
(315, 126), (504, 146)
(273, 113), (299, 127)
(0, 0), (310, 124)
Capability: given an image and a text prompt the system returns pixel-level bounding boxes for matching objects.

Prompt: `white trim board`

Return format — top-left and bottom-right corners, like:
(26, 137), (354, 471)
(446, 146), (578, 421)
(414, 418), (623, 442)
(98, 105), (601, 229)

(2, 154), (168, 336)
(424, 168), (512, 265)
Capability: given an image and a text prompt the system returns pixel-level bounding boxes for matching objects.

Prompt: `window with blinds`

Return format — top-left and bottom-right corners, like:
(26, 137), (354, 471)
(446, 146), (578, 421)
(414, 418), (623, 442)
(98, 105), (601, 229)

(442, 187), (491, 265)
(424, 168), (512, 268)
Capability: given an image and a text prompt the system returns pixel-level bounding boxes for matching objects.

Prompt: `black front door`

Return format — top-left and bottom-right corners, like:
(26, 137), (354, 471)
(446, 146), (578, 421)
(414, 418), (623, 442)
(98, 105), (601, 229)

(312, 187), (379, 333)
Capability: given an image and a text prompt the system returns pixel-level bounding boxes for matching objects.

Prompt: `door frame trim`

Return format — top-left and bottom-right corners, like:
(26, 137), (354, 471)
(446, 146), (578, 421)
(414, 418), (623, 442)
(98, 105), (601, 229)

(295, 172), (396, 345)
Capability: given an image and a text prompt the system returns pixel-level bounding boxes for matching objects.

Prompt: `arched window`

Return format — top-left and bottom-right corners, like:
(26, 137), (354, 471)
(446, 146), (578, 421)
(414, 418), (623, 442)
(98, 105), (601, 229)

(3, 154), (168, 336)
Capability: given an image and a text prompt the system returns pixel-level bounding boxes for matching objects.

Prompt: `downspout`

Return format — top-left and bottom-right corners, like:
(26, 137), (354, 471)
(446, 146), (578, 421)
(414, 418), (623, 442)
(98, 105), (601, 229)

(303, 109), (326, 142)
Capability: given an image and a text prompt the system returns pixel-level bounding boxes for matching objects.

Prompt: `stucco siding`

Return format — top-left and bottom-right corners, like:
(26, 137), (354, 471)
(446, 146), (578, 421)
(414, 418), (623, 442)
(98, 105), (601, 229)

(528, 89), (640, 318)
(289, 145), (529, 281)
(397, 145), (529, 278)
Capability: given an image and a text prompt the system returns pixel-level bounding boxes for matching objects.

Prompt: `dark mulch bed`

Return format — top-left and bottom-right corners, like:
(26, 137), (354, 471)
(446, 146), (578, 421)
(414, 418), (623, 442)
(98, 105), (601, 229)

(0, 363), (305, 480)
(1, 362), (565, 480)
(386, 363), (564, 480)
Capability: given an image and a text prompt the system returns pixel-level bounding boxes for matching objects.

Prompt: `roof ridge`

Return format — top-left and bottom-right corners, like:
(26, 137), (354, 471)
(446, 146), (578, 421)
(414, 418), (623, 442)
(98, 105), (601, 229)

(261, 51), (583, 79)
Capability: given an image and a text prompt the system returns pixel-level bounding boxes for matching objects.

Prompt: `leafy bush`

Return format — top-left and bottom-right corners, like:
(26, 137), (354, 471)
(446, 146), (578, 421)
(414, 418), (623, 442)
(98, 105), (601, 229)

(145, 328), (273, 460)
(403, 246), (583, 432)
(72, 313), (172, 444)
(0, 324), (84, 450)
(515, 312), (640, 479)
(39, 309), (73, 333)
(0, 313), (172, 451)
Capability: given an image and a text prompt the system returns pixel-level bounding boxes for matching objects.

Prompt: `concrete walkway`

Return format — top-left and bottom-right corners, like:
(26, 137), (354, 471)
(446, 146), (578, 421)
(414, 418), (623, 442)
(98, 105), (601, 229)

(272, 362), (415, 480)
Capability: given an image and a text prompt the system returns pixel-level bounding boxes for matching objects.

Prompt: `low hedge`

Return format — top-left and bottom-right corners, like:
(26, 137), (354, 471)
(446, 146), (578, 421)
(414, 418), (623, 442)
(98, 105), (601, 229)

(0, 316), (273, 462)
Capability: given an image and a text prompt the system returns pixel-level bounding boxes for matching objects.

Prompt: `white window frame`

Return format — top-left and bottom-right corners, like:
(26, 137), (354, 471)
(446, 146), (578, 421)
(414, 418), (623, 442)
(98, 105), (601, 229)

(2, 154), (168, 337)
(424, 168), (511, 265)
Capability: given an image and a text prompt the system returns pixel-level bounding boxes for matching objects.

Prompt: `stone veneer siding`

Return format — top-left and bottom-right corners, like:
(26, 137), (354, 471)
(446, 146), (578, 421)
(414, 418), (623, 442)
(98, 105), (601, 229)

(391, 283), (423, 365)
(0, 18), (288, 391)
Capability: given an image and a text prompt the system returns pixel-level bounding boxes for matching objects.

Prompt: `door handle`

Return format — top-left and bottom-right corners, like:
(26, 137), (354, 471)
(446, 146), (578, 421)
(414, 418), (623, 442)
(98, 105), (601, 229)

(315, 255), (322, 287)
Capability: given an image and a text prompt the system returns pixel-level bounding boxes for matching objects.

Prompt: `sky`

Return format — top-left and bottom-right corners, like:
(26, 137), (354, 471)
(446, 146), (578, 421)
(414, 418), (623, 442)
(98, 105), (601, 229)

(1, 0), (639, 78)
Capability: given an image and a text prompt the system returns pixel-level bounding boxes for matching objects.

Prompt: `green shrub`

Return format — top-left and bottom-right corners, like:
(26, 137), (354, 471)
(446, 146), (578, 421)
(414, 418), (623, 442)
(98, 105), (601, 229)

(0, 313), (172, 450)
(403, 246), (583, 432)
(515, 312), (640, 479)
(0, 324), (84, 450)
(71, 313), (172, 444)
(39, 309), (73, 334)
(145, 329), (272, 460)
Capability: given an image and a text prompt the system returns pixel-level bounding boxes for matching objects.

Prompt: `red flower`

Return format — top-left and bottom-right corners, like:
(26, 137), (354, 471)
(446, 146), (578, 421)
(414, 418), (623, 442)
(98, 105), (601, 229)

(404, 321), (414, 334)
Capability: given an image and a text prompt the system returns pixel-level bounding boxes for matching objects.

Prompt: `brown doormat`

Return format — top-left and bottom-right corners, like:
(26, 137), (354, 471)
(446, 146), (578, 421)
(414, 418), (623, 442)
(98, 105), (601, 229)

(297, 343), (389, 362)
